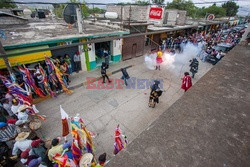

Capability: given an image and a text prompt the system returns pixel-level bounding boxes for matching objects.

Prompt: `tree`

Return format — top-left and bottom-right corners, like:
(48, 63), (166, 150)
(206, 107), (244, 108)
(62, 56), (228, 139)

(53, 4), (65, 18)
(203, 4), (226, 18)
(152, 0), (165, 5)
(0, 0), (17, 8)
(136, 1), (150, 5)
(166, 0), (197, 18)
(222, 1), (239, 17)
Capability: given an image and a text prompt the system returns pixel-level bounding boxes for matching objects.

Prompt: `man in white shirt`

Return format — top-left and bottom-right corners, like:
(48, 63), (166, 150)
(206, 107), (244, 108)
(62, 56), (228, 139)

(12, 132), (32, 156)
(11, 99), (20, 116)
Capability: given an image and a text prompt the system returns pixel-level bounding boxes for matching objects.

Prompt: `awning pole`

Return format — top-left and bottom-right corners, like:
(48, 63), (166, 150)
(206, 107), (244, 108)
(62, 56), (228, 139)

(0, 41), (15, 81)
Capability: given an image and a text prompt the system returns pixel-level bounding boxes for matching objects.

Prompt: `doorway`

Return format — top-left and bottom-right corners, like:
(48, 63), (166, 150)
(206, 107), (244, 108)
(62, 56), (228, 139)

(95, 41), (111, 67)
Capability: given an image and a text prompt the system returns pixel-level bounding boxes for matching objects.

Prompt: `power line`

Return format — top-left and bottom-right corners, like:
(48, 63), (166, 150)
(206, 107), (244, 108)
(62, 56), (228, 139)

(2, 0), (246, 6)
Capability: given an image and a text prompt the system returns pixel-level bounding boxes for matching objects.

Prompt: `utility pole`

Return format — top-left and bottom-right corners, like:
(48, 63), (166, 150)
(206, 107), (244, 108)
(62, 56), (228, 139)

(0, 41), (15, 81)
(120, 5), (123, 29)
(129, 5), (132, 27)
(76, 5), (83, 34)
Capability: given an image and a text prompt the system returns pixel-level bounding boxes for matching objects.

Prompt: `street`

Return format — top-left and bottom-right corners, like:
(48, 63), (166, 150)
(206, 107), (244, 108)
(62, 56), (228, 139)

(36, 55), (213, 159)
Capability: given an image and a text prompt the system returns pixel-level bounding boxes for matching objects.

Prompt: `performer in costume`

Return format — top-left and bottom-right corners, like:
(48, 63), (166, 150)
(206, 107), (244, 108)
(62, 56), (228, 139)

(156, 48), (163, 70)
(181, 72), (192, 92)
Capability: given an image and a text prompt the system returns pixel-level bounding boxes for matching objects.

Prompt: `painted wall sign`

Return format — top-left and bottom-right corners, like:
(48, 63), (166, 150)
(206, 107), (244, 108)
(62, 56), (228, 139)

(149, 7), (163, 20)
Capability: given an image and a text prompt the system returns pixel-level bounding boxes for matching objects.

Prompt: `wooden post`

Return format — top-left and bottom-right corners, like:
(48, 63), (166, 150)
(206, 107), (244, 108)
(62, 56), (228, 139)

(0, 41), (14, 76)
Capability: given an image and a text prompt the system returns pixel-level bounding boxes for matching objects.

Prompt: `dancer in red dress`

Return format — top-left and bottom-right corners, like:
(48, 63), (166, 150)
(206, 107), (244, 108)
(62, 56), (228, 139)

(181, 72), (192, 92)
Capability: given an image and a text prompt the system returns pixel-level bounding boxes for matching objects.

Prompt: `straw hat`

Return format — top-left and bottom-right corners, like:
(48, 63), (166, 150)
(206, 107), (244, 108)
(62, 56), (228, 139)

(17, 105), (30, 113)
(29, 119), (42, 130)
(79, 153), (93, 167)
(15, 132), (30, 141)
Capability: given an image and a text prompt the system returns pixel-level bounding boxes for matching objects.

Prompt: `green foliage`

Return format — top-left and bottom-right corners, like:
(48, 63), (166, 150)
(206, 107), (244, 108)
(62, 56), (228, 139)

(53, 0), (105, 18)
(136, 1), (150, 5)
(222, 1), (239, 17)
(53, 4), (65, 18)
(0, 0), (17, 8)
(88, 7), (105, 14)
(166, 0), (197, 18)
(203, 4), (226, 18)
(152, 0), (165, 5)
(166, 0), (227, 18)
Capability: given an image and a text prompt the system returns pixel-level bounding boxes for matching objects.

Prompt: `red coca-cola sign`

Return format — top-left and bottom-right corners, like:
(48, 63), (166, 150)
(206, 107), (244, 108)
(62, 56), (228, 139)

(149, 7), (163, 19)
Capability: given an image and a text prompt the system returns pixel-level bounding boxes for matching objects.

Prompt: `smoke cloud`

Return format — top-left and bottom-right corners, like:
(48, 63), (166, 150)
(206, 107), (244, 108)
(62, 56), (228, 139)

(144, 42), (203, 70)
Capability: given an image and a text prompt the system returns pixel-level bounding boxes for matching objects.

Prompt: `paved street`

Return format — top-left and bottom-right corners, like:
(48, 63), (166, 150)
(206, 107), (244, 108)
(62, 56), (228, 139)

(36, 54), (213, 159)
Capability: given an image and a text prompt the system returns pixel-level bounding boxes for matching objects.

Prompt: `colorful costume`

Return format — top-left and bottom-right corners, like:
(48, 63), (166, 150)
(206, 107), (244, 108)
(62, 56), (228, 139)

(181, 75), (192, 92)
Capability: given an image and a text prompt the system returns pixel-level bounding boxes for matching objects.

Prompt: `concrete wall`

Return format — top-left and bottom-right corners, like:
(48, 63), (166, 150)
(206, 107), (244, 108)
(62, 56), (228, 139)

(112, 39), (122, 62)
(107, 5), (149, 21)
(0, 16), (28, 25)
(176, 11), (187, 26)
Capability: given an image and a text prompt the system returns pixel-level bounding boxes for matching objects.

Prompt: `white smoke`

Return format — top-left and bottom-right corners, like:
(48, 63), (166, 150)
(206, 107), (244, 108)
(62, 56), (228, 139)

(144, 42), (203, 70)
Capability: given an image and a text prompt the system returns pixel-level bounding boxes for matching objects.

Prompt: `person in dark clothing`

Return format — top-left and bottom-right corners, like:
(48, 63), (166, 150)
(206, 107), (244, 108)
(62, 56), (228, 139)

(149, 80), (163, 108)
(101, 63), (111, 83)
(16, 75), (26, 90)
(103, 48), (109, 69)
(189, 58), (199, 78)
(121, 68), (130, 86)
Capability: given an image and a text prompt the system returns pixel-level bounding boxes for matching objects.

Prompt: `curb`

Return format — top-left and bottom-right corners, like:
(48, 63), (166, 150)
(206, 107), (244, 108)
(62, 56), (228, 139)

(33, 65), (133, 104)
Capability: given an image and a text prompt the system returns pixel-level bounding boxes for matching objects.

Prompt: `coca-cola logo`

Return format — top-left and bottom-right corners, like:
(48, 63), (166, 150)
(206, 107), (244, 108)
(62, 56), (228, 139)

(149, 7), (163, 20)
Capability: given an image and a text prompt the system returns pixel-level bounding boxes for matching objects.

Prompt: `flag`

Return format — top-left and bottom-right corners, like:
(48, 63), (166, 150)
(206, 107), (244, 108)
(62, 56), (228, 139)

(60, 105), (69, 137)
(17, 65), (46, 98)
(71, 140), (81, 165)
(39, 64), (56, 97)
(45, 56), (73, 95)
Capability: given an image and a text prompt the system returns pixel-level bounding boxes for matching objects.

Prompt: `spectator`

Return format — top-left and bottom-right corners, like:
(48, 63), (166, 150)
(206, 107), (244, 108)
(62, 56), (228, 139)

(64, 54), (72, 74)
(12, 132), (32, 156)
(1, 98), (14, 117)
(31, 139), (52, 166)
(47, 137), (72, 161)
(0, 122), (18, 146)
(96, 153), (108, 167)
(11, 99), (20, 117)
(74, 51), (81, 73)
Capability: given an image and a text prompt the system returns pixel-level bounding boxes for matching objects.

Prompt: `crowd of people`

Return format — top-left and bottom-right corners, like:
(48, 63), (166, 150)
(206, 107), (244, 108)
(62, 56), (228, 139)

(0, 23), (246, 166)
(148, 24), (246, 106)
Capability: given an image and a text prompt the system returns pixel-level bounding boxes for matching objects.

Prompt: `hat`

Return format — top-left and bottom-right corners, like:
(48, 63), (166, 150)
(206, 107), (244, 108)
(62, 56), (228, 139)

(17, 105), (30, 113)
(79, 153), (93, 167)
(31, 139), (41, 148)
(21, 148), (30, 159)
(0, 122), (7, 128)
(29, 119), (42, 130)
(15, 132), (30, 141)
(7, 119), (17, 124)
(28, 157), (42, 167)
(76, 51), (80, 55)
